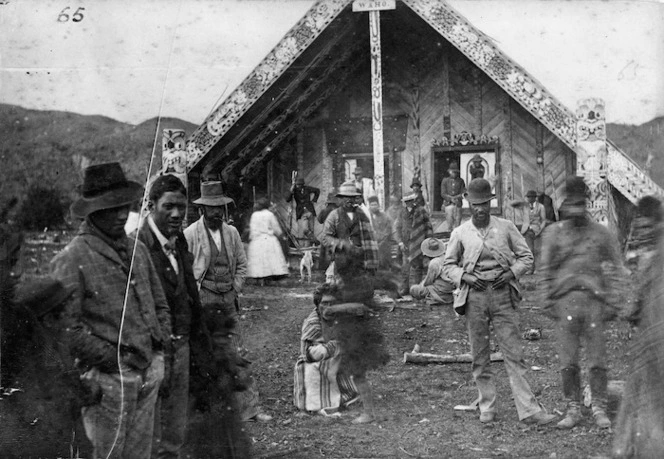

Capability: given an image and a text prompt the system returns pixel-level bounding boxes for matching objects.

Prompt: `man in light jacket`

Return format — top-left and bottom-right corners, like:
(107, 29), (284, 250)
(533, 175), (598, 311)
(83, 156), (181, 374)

(442, 178), (555, 426)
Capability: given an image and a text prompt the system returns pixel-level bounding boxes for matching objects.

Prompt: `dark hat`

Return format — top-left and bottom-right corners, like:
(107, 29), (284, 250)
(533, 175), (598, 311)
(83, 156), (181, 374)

(402, 193), (417, 203)
(565, 176), (588, 202)
(470, 154), (483, 163)
(367, 195), (379, 204)
(449, 162), (460, 172)
(193, 181), (235, 206)
(421, 237), (446, 257)
(353, 166), (364, 176)
(410, 179), (422, 188)
(525, 190), (538, 198)
(295, 177), (305, 186)
(14, 277), (74, 318)
(336, 181), (362, 197)
(70, 162), (143, 219)
(464, 178), (495, 204)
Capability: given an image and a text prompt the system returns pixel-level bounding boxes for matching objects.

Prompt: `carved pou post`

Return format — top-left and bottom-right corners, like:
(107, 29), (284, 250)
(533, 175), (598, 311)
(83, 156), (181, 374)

(162, 128), (188, 223)
(575, 98), (608, 224)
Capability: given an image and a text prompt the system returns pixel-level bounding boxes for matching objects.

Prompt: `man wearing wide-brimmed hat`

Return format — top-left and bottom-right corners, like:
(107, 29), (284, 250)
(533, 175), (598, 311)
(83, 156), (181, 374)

(440, 161), (466, 231)
(50, 162), (172, 457)
(184, 181), (272, 423)
(443, 178), (556, 426)
(409, 238), (455, 306)
(393, 193), (433, 296)
(540, 176), (624, 430)
(410, 178), (426, 209)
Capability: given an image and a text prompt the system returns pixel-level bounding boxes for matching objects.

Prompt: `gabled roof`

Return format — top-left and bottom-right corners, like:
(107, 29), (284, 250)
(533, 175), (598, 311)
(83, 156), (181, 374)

(185, 0), (662, 203)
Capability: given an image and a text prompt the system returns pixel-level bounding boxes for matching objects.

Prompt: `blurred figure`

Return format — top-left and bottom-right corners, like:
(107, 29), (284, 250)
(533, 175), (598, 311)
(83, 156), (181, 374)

(613, 196), (664, 458)
(367, 195), (394, 270)
(286, 177), (320, 243)
(247, 197), (289, 285)
(352, 166), (376, 206)
(440, 162), (465, 231)
(410, 179), (426, 208)
(537, 191), (557, 224)
(443, 178), (554, 426)
(317, 192), (339, 282)
(540, 176), (624, 430)
(409, 238), (455, 306)
(386, 194), (402, 222)
(469, 154), (486, 180)
(393, 193), (433, 296)
(521, 190), (547, 274)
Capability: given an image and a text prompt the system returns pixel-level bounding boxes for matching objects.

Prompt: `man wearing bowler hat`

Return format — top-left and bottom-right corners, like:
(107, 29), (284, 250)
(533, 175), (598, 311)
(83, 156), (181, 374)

(443, 178), (556, 426)
(409, 238), (455, 306)
(50, 162), (171, 458)
(440, 162), (465, 231)
(184, 181), (272, 423)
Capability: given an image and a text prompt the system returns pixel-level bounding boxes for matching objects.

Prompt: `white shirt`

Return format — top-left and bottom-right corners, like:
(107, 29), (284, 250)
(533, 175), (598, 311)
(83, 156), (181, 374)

(147, 215), (179, 274)
(208, 227), (222, 252)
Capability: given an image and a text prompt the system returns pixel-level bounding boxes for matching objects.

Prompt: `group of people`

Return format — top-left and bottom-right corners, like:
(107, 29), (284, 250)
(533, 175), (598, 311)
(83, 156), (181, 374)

(9, 158), (663, 457)
(49, 163), (269, 458)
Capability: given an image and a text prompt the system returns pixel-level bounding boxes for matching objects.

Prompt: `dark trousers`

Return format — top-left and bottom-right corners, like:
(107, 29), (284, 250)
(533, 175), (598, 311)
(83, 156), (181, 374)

(400, 251), (424, 291)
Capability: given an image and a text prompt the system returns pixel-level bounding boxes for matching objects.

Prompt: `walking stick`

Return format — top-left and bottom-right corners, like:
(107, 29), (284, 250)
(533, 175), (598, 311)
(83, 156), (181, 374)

(289, 171), (297, 236)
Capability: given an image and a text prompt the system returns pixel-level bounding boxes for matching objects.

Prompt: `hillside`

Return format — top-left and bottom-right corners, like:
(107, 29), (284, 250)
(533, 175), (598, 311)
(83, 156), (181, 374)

(0, 104), (197, 210)
(607, 117), (664, 186)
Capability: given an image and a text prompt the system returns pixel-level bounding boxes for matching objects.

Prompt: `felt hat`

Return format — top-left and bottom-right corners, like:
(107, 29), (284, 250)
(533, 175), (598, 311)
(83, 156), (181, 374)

(564, 176), (588, 202)
(193, 181), (235, 206)
(525, 190), (538, 198)
(336, 181), (362, 197)
(353, 166), (364, 176)
(14, 277), (73, 318)
(449, 162), (460, 172)
(410, 179), (422, 188)
(70, 162), (143, 219)
(421, 237), (446, 257)
(325, 192), (337, 204)
(470, 154), (483, 163)
(295, 177), (305, 186)
(464, 178), (495, 204)
(367, 195), (379, 204)
(402, 193), (417, 203)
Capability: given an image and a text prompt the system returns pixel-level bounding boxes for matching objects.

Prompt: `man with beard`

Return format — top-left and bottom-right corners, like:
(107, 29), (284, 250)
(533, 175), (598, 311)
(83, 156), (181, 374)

(443, 178), (555, 426)
(184, 181), (272, 423)
(50, 162), (171, 457)
(540, 176), (624, 430)
(393, 193), (433, 296)
(134, 174), (208, 458)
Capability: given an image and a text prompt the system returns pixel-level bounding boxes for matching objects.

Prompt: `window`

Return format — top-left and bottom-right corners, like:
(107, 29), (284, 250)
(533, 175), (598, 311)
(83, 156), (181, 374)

(431, 143), (501, 213)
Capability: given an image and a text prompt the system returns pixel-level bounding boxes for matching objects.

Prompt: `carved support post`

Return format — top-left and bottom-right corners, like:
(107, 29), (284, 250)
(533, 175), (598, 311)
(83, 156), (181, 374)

(162, 128), (188, 225)
(575, 98), (608, 225)
(369, 10), (385, 210)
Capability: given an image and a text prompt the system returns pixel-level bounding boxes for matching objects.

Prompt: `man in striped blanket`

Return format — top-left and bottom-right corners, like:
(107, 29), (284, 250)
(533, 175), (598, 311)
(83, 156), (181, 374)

(393, 193), (433, 296)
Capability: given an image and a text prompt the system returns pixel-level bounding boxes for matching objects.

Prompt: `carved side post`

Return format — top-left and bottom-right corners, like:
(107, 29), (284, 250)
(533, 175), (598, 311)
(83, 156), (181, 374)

(575, 98), (608, 225)
(369, 10), (385, 210)
(162, 128), (188, 223)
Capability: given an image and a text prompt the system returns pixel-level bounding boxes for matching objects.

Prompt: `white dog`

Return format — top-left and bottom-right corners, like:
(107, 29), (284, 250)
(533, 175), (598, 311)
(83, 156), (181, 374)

(299, 249), (314, 283)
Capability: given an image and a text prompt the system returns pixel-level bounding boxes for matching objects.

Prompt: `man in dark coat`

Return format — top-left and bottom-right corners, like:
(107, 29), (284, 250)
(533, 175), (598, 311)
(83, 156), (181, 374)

(287, 177), (320, 241)
(135, 174), (209, 458)
(394, 193), (433, 296)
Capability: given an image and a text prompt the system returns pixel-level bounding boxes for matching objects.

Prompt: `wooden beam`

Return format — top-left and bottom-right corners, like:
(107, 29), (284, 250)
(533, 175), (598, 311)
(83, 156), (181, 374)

(404, 351), (504, 364)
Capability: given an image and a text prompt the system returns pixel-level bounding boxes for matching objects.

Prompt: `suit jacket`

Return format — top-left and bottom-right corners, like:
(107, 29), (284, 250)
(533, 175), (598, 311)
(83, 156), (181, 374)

(135, 220), (204, 337)
(184, 216), (247, 293)
(287, 185), (320, 219)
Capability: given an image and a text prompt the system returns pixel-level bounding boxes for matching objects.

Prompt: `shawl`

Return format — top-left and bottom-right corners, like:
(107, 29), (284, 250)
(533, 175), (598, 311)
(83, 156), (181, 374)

(324, 207), (379, 271)
(395, 207), (433, 263)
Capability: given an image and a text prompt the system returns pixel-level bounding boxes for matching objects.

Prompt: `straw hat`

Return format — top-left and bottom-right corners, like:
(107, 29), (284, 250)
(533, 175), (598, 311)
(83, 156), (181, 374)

(192, 181), (234, 206)
(336, 181), (362, 197)
(421, 237), (446, 257)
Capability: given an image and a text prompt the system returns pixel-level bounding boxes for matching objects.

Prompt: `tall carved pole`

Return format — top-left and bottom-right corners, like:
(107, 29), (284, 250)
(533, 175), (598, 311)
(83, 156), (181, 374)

(575, 98), (608, 224)
(354, 0), (395, 210)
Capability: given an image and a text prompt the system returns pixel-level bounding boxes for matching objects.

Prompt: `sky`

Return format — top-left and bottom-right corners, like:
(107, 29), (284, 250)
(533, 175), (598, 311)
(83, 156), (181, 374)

(1, 0), (663, 126)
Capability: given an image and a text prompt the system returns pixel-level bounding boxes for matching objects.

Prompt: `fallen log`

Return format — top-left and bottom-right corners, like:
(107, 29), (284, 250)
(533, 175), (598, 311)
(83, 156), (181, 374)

(403, 351), (503, 364)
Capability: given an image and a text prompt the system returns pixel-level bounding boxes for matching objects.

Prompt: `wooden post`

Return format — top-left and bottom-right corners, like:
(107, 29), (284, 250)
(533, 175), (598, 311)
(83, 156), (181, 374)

(575, 98), (608, 225)
(353, 0), (395, 210)
(162, 128), (188, 225)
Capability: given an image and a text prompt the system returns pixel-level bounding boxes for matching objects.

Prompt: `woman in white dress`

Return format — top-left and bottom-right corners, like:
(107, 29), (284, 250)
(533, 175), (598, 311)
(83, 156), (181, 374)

(247, 197), (289, 282)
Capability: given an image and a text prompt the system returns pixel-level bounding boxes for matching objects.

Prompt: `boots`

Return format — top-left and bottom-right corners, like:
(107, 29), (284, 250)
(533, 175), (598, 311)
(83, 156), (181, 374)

(557, 366), (582, 430)
(557, 401), (582, 429)
(590, 367), (611, 429)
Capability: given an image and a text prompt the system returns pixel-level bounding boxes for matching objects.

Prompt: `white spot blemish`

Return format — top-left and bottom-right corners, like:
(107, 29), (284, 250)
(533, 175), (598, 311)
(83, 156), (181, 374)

(567, 315), (573, 321)
(590, 323), (596, 328)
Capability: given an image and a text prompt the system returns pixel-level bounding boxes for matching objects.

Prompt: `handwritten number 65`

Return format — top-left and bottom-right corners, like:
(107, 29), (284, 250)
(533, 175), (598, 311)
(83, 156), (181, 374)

(58, 6), (85, 23)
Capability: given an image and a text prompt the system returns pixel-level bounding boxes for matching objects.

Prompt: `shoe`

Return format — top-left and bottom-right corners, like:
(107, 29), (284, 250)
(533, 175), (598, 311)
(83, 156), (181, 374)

(248, 413), (273, 422)
(593, 410), (611, 429)
(557, 412), (582, 429)
(479, 412), (495, 423)
(351, 413), (375, 424)
(522, 411), (557, 426)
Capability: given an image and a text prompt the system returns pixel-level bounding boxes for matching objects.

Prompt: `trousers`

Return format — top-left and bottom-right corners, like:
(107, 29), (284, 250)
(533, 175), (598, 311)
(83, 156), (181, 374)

(445, 204), (462, 231)
(465, 287), (542, 420)
(82, 354), (164, 459)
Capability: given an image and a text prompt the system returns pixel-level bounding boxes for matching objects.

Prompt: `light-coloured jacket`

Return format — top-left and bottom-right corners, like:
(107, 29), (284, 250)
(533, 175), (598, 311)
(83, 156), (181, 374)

(443, 216), (533, 311)
(184, 216), (247, 293)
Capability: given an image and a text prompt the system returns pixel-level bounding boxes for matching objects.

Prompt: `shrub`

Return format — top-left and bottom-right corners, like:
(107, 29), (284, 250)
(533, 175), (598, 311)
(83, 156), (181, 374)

(18, 185), (66, 230)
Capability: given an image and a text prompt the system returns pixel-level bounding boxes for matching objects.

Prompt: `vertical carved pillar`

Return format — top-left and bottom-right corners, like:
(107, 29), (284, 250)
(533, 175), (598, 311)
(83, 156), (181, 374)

(296, 129), (305, 176)
(575, 98), (608, 224)
(369, 10), (385, 209)
(162, 128), (188, 225)
(320, 127), (334, 199)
